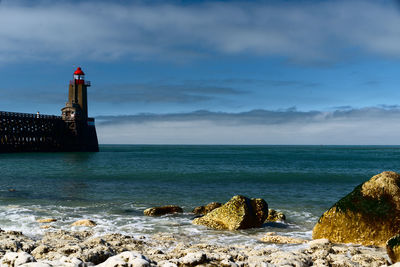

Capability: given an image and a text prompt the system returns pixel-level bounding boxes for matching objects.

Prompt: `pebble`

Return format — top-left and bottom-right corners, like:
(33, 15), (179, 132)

(179, 252), (207, 265)
(1, 252), (35, 267)
(71, 220), (97, 227)
(0, 229), (391, 267)
(260, 232), (306, 244)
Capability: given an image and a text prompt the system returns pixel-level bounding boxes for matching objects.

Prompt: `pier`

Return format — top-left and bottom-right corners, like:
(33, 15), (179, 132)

(0, 67), (99, 153)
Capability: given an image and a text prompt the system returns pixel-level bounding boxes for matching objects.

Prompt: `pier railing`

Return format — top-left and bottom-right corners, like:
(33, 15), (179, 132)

(0, 111), (63, 120)
(69, 80), (91, 86)
(0, 111), (73, 152)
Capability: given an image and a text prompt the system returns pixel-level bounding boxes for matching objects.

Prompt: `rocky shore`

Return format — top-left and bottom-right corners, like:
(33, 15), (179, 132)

(4, 171), (400, 266)
(0, 228), (392, 267)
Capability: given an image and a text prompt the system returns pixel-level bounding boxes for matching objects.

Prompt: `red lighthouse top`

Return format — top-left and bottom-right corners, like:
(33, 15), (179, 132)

(74, 67), (85, 75)
(71, 67), (90, 86)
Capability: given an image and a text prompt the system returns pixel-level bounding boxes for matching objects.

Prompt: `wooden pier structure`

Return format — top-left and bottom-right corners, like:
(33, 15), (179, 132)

(0, 67), (99, 153)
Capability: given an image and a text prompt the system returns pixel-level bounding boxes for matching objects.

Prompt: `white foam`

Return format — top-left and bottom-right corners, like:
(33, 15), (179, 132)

(0, 204), (314, 249)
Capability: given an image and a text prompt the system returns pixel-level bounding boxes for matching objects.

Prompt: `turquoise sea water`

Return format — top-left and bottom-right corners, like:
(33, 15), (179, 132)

(0, 145), (399, 245)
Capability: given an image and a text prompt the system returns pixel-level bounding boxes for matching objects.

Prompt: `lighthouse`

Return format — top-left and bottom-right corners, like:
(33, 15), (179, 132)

(62, 67), (91, 121)
(61, 67), (99, 152)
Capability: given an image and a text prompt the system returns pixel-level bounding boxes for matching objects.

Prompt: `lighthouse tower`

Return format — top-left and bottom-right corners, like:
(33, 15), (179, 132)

(61, 67), (91, 121)
(61, 67), (98, 152)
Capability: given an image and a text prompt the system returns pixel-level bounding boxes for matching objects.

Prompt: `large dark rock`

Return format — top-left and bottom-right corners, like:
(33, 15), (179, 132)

(266, 209), (286, 222)
(313, 171), (400, 246)
(143, 205), (183, 216)
(387, 234), (400, 263)
(192, 195), (268, 230)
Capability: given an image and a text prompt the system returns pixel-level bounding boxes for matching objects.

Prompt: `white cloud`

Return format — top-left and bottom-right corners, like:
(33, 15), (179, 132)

(0, 0), (400, 63)
(97, 118), (400, 145)
(96, 107), (400, 145)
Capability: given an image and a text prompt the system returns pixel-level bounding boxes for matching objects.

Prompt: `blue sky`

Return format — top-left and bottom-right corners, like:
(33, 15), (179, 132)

(1, 0), (400, 144)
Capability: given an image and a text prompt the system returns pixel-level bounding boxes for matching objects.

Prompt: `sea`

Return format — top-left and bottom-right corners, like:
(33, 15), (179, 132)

(0, 145), (398, 248)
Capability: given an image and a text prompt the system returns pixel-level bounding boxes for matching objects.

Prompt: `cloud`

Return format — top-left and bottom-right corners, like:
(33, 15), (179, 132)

(97, 109), (320, 125)
(97, 107), (400, 125)
(90, 79), (318, 104)
(332, 105), (353, 110)
(0, 0), (400, 64)
(378, 104), (400, 109)
(0, 81), (245, 110)
(96, 107), (400, 145)
(363, 80), (380, 86)
(92, 82), (245, 104)
(0, 77), (317, 109)
(0, 87), (65, 104)
(214, 79), (321, 88)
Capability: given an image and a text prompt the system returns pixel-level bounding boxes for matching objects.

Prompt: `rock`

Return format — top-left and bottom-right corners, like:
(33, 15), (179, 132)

(71, 220), (97, 227)
(308, 239), (331, 250)
(39, 230), (93, 246)
(31, 245), (50, 260)
(95, 233), (145, 254)
(268, 251), (311, 267)
(250, 254), (268, 266)
(266, 209), (286, 222)
(192, 202), (222, 215)
(0, 231), (36, 253)
(220, 259), (238, 267)
(59, 244), (81, 256)
(247, 256), (271, 267)
(74, 247), (113, 265)
(313, 171), (400, 246)
(54, 256), (87, 267)
(387, 234), (400, 263)
(192, 195), (268, 230)
(351, 253), (388, 267)
(67, 236), (115, 264)
(157, 261), (177, 267)
(36, 219), (57, 223)
(19, 263), (53, 267)
(33, 231), (109, 263)
(310, 248), (330, 262)
(179, 252), (207, 266)
(0, 252), (35, 267)
(260, 232), (306, 244)
(0, 225), (390, 267)
(313, 258), (329, 267)
(96, 251), (150, 267)
(327, 254), (356, 267)
(143, 205), (183, 216)
(306, 238), (332, 262)
(130, 258), (150, 267)
(30, 230), (147, 264)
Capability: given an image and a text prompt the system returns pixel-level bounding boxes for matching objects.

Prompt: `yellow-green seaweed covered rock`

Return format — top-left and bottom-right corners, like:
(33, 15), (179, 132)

(192, 195), (268, 230)
(192, 202), (222, 215)
(387, 235), (400, 263)
(313, 171), (400, 246)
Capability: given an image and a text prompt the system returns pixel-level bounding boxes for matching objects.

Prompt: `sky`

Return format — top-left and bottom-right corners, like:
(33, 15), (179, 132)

(1, 0), (400, 144)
